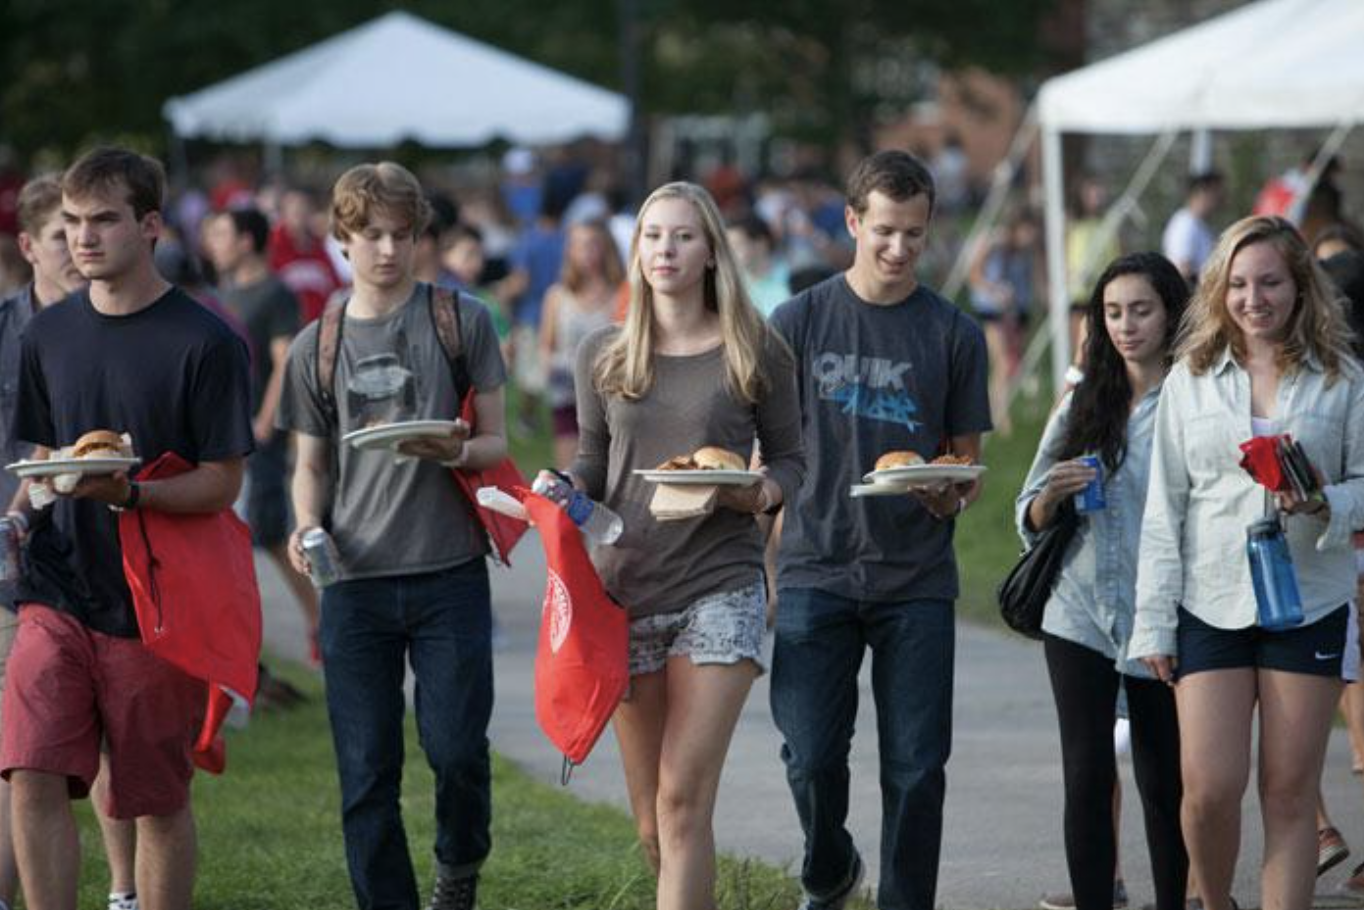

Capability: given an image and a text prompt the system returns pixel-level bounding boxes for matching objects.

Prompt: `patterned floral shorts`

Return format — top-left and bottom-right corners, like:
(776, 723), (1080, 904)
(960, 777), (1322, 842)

(627, 576), (767, 677)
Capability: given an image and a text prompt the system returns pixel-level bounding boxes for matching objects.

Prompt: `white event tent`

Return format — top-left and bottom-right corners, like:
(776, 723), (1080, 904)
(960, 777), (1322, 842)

(1035, 0), (1364, 391)
(163, 11), (629, 149)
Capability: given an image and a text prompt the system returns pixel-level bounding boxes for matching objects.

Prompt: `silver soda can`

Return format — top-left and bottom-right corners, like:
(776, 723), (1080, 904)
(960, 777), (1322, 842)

(301, 528), (342, 588)
(0, 518), (19, 582)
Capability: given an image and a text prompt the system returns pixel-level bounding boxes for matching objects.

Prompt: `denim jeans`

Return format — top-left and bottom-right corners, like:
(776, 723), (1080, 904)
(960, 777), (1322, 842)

(770, 589), (954, 910)
(320, 559), (493, 910)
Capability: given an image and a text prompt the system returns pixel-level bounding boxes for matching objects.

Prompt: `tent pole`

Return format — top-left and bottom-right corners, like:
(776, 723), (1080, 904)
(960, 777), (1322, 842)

(1191, 129), (1213, 174)
(942, 103), (1038, 301)
(1003, 127), (1176, 421)
(1291, 120), (1355, 222)
(1042, 124), (1069, 397)
(1077, 129), (1177, 293)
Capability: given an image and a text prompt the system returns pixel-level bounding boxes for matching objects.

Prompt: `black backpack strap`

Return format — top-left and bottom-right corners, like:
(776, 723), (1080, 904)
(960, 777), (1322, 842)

(315, 296), (348, 427)
(428, 286), (472, 402)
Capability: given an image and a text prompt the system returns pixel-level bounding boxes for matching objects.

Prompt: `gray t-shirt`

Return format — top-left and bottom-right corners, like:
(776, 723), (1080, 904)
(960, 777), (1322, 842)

(570, 325), (804, 618)
(219, 274), (299, 412)
(770, 275), (991, 601)
(277, 284), (507, 578)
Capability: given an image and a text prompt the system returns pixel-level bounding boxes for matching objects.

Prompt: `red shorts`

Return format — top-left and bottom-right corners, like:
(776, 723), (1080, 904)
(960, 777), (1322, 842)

(0, 604), (205, 819)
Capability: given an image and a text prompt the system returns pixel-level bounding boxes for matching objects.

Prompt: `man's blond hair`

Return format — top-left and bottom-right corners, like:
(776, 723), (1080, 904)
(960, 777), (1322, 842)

(330, 162), (431, 242)
(17, 174), (63, 236)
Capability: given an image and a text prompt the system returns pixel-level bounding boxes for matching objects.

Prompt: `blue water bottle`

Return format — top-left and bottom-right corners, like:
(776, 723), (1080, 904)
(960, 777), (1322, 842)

(1246, 517), (1304, 630)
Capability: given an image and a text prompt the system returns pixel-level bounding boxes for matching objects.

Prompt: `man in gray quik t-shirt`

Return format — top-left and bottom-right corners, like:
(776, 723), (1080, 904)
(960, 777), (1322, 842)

(277, 163), (508, 910)
(768, 151), (992, 910)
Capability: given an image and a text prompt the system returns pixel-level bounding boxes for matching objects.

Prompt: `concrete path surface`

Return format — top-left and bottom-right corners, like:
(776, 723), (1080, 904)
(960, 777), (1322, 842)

(257, 536), (1364, 909)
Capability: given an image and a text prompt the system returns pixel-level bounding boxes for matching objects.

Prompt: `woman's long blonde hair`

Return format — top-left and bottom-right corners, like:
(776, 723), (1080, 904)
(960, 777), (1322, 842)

(594, 182), (773, 403)
(1177, 215), (1355, 380)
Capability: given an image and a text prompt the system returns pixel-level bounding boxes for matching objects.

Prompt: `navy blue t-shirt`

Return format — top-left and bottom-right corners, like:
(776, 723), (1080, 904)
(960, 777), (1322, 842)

(12, 287), (253, 637)
(770, 275), (991, 602)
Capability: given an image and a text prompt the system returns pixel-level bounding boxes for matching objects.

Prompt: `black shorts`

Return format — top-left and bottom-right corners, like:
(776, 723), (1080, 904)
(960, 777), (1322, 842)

(1176, 604), (1353, 680)
(246, 434), (289, 548)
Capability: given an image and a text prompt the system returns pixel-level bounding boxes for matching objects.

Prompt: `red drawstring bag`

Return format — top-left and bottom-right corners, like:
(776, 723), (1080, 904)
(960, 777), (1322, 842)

(451, 387), (528, 566)
(522, 491), (628, 780)
(118, 452), (262, 774)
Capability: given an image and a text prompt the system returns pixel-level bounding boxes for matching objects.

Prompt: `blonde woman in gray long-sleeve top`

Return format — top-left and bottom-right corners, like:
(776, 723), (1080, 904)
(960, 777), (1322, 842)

(541, 181), (804, 910)
(1132, 216), (1364, 910)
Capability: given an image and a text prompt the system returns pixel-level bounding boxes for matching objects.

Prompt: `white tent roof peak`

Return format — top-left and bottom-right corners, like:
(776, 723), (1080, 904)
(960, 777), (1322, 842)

(163, 11), (629, 147)
(1038, 0), (1364, 133)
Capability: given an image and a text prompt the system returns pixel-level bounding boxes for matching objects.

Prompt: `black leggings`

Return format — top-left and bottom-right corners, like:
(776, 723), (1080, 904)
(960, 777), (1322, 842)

(1044, 634), (1188, 910)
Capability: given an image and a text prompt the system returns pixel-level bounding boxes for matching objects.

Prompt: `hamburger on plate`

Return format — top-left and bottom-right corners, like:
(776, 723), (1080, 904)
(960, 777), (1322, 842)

(873, 450), (924, 472)
(71, 429), (131, 459)
(656, 446), (746, 472)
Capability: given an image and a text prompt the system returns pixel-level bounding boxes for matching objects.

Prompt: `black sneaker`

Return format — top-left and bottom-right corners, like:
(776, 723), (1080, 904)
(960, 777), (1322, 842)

(797, 851), (864, 910)
(428, 873), (477, 910)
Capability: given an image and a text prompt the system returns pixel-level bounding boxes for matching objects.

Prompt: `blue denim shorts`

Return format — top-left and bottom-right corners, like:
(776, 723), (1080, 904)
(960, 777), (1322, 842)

(628, 576), (767, 677)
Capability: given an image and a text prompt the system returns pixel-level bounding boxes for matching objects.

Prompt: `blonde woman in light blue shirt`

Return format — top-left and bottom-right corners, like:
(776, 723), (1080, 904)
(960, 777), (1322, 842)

(1132, 216), (1364, 910)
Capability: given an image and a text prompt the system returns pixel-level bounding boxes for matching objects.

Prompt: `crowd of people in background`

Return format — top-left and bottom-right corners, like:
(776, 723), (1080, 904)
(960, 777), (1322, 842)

(0, 135), (1361, 910)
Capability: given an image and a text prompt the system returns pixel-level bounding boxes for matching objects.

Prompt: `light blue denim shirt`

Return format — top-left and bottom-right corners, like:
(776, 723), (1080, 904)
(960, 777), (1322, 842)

(1131, 350), (1364, 660)
(1016, 386), (1161, 678)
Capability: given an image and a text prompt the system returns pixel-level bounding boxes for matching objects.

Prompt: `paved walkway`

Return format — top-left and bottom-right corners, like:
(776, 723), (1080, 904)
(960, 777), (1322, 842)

(257, 537), (1364, 909)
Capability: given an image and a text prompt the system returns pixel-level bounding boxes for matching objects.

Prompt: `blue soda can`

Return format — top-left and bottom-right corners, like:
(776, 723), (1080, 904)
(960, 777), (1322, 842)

(1074, 454), (1106, 513)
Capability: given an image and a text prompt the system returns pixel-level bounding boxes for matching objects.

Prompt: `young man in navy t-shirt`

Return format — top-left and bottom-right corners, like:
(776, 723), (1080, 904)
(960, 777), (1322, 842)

(3, 147), (252, 910)
(769, 151), (991, 910)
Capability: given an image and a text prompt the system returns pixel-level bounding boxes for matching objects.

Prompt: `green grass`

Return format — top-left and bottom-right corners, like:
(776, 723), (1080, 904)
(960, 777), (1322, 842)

(954, 382), (1052, 628)
(67, 664), (872, 910)
(505, 383), (554, 479)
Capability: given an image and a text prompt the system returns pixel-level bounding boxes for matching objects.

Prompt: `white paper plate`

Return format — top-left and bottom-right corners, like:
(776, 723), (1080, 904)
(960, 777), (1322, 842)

(850, 482), (914, 498)
(862, 464), (987, 487)
(633, 468), (763, 487)
(7, 456), (141, 478)
(342, 419), (465, 451)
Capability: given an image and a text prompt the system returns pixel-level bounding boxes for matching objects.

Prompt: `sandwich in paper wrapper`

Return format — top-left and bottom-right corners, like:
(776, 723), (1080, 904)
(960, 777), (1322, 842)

(649, 446), (747, 521)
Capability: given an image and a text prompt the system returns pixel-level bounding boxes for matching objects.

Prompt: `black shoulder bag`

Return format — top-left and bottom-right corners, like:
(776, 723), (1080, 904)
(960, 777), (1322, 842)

(996, 500), (1080, 640)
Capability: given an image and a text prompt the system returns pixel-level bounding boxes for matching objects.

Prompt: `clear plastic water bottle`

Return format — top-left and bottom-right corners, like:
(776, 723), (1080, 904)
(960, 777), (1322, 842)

(1246, 517), (1304, 630)
(533, 472), (624, 546)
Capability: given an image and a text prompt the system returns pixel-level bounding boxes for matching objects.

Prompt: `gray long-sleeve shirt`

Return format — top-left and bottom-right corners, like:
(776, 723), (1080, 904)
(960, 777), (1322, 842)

(570, 325), (804, 618)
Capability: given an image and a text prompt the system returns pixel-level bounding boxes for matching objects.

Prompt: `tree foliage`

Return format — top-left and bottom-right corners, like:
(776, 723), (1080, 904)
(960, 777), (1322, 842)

(0, 0), (1052, 159)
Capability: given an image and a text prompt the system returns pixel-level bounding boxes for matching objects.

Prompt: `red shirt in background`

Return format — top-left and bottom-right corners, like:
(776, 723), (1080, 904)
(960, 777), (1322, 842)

(267, 224), (341, 324)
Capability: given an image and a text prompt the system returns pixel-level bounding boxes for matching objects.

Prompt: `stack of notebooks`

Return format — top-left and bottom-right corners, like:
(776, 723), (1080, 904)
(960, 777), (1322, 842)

(1274, 435), (1320, 499)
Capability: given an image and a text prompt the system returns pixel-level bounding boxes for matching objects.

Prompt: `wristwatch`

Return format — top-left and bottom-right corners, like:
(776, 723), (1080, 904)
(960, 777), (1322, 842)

(122, 481), (141, 510)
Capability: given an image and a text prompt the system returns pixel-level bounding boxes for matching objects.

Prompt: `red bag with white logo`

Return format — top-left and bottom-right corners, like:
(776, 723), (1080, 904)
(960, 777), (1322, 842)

(523, 491), (628, 779)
